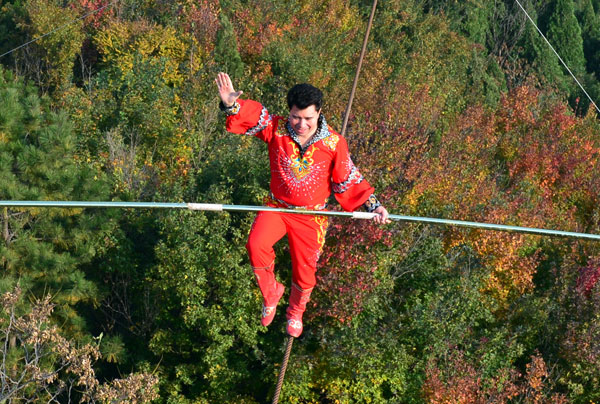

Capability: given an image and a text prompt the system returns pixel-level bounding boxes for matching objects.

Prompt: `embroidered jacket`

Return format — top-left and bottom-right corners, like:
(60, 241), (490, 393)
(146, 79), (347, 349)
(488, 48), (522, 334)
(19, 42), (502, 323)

(223, 99), (380, 212)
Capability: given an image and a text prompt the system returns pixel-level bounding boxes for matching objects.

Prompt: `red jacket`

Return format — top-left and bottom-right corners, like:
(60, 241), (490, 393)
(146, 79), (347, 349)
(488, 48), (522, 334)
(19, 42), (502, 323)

(225, 99), (375, 212)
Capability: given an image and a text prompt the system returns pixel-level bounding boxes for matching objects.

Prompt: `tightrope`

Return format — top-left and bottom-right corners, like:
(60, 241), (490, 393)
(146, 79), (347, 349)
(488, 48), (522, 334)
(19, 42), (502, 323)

(1, 200), (599, 240)
(271, 337), (294, 404)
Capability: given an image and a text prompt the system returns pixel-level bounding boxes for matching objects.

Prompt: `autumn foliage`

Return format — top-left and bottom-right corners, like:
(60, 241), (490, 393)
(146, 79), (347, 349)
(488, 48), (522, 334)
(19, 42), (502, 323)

(2, 0), (600, 402)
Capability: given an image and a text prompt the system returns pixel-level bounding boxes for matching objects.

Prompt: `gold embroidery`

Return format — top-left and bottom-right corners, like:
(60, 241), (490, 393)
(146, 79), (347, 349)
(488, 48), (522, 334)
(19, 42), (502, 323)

(289, 141), (319, 180)
(313, 215), (329, 251)
(322, 133), (339, 151)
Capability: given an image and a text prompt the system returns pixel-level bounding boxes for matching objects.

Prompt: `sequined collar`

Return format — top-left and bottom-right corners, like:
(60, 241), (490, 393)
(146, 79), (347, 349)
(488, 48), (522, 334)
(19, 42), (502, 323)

(285, 114), (330, 155)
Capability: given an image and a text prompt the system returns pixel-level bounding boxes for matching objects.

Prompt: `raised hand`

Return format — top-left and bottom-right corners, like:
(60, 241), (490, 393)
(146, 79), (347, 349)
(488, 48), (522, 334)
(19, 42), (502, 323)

(215, 72), (243, 107)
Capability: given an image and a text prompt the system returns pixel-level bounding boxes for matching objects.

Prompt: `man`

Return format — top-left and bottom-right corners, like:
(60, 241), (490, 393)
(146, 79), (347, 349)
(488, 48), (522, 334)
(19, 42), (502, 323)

(215, 72), (390, 337)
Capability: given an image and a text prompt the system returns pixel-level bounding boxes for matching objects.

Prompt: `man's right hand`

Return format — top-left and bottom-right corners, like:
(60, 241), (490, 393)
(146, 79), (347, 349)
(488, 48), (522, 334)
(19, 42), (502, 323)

(215, 72), (243, 107)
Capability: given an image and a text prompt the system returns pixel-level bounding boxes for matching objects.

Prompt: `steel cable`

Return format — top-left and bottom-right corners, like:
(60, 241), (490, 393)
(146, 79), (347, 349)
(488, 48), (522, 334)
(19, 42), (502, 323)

(513, 0), (600, 114)
(0, 0), (118, 60)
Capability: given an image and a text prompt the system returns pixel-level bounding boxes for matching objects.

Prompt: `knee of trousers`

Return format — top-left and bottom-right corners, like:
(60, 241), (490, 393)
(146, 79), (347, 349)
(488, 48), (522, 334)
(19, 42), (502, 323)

(245, 237), (274, 263)
(292, 264), (317, 291)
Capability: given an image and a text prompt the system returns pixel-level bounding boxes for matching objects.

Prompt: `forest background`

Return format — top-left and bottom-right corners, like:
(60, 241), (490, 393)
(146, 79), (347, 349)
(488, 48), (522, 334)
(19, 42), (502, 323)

(1, 0), (600, 402)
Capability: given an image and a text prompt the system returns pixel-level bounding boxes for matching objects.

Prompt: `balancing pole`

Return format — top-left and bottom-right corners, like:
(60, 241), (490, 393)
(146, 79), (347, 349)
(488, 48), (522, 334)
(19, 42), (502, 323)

(1, 201), (600, 240)
(271, 337), (295, 404)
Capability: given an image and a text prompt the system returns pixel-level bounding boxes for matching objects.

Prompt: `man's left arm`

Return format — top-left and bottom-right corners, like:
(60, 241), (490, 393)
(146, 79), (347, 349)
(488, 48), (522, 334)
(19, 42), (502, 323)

(331, 137), (390, 224)
(363, 194), (391, 224)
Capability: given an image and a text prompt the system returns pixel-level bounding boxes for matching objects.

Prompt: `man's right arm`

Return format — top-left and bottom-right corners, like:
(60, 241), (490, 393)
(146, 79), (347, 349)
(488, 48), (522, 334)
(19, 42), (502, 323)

(222, 99), (273, 140)
(215, 72), (274, 141)
(215, 72), (243, 107)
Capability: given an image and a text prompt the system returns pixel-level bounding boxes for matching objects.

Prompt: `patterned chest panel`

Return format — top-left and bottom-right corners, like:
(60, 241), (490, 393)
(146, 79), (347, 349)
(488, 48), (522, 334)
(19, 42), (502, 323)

(272, 141), (331, 198)
(269, 116), (342, 199)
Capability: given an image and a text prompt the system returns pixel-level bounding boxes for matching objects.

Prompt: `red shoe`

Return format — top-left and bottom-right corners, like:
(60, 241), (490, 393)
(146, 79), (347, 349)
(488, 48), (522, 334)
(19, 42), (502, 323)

(286, 283), (312, 337)
(287, 318), (303, 337)
(261, 281), (284, 326)
(253, 263), (284, 327)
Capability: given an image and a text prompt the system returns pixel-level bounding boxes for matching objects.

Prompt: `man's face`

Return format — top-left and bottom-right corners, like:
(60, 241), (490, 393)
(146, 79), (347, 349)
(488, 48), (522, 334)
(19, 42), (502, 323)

(288, 105), (320, 138)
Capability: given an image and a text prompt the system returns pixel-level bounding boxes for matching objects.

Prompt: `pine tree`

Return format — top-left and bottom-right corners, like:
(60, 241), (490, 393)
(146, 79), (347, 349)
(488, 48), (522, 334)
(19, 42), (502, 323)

(546, 0), (586, 75)
(520, 5), (567, 91)
(214, 13), (244, 79)
(0, 67), (113, 333)
(577, 0), (600, 76)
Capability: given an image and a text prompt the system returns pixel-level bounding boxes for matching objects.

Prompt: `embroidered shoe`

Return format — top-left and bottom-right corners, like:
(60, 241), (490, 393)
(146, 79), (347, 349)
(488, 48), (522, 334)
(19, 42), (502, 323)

(261, 282), (285, 327)
(285, 283), (312, 337)
(286, 318), (303, 337)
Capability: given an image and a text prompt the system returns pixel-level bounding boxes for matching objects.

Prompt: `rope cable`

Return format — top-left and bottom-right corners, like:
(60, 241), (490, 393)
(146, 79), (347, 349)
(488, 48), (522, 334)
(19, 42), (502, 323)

(271, 337), (294, 404)
(513, 0), (600, 115)
(341, 0), (378, 136)
(0, 0), (118, 60)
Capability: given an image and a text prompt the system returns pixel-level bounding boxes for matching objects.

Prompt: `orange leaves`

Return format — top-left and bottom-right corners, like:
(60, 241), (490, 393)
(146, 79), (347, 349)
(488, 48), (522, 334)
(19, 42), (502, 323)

(423, 348), (521, 404)
(496, 85), (539, 133)
(525, 354), (549, 402)
(475, 232), (540, 301)
(403, 84), (600, 305)
(424, 350), (567, 404)
(232, 2), (292, 60)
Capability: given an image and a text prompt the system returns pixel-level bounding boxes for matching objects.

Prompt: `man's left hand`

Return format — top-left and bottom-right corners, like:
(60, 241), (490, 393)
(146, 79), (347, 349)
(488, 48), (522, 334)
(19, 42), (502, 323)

(372, 206), (391, 224)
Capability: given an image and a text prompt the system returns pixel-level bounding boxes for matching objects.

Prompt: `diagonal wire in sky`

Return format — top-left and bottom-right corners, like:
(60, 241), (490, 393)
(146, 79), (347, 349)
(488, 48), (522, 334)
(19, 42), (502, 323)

(0, 0), (118, 60)
(513, 0), (600, 115)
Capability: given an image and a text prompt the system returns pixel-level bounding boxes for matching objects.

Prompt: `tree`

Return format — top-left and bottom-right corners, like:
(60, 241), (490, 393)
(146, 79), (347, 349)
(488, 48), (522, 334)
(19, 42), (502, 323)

(546, 0), (586, 74)
(214, 12), (244, 80)
(520, 5), (567, 92)
(13, 0), (85, 92)
(557, 258), (600, 401)
(0, 286), (159, 403)
(577, 0), (600, 77)
(90, 18), (197, 196)
(0, 66), (113, 333)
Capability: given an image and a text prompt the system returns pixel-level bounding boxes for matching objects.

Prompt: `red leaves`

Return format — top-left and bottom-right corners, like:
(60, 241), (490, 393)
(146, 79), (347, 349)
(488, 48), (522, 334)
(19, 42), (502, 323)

(178, 0), (219, 52)
(310, 219), (391, 323)
(71, 0), (113, 29)
(576, 264), (600, 297)
(312, 81), (600, 319)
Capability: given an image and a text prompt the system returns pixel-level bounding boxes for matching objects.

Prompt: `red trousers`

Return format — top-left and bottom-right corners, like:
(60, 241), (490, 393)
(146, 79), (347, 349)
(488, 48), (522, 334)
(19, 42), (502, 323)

(246, 211), (328, 291)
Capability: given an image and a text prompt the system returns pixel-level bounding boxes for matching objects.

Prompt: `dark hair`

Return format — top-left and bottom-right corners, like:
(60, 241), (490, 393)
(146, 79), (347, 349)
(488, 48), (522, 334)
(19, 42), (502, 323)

(287, 83), (323, 111)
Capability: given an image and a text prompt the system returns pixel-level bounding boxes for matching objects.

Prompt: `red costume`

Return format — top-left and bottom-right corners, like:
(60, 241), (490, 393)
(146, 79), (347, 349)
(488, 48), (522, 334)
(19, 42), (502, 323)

(223, 98), (380, 336)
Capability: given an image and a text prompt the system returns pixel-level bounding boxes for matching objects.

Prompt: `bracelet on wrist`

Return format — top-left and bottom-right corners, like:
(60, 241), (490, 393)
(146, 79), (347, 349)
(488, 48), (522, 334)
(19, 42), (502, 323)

(219, 101), (241, 116)
(364, 194), (382, 213)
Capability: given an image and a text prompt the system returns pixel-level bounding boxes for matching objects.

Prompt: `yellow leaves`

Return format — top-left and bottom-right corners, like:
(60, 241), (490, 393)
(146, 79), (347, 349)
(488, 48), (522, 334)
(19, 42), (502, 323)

(95, 19), (189, 86)
(19, 0), (84, 87)
(301, 0), (361, 31)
